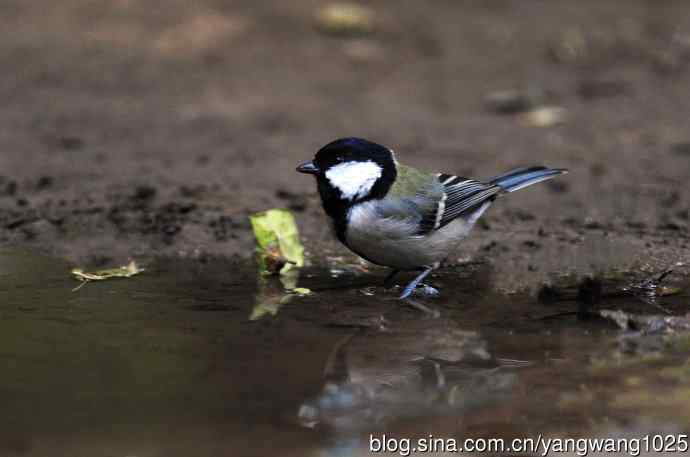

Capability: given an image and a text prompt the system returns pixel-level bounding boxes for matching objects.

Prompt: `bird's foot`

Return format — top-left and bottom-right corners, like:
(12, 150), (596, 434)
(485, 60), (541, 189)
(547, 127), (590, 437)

(399, 267), (434, 299)
(416, 283), (440, 297)
(398, 283), (439, 299)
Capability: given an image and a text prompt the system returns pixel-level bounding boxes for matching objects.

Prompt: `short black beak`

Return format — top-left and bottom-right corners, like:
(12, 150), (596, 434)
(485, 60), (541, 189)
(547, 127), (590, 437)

(296, 161), (319, 174)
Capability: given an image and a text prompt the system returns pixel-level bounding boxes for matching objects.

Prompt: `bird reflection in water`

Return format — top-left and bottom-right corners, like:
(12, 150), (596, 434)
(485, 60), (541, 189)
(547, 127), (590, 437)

(298, 318), (524, 430)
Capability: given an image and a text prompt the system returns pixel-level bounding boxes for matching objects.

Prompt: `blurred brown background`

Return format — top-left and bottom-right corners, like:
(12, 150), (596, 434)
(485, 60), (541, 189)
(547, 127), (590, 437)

(0, 0), (688, 278)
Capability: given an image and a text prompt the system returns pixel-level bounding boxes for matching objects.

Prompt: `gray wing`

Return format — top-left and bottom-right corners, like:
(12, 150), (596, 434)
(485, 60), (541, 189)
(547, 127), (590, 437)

(418, 174), (501, 233)
(372, 174), (500, 236)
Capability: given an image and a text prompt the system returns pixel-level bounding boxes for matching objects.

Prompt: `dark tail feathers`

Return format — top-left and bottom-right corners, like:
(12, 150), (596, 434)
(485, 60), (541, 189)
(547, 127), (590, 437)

(490, 166), (567, 193)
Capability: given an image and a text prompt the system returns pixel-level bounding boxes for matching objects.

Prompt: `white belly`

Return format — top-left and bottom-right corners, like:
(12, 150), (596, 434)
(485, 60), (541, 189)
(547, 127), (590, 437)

(344, 201), (480, 270)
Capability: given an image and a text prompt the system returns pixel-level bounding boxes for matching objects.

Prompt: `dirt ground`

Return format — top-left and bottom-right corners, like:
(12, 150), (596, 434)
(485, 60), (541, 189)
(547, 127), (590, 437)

(1, 0), (689, 287)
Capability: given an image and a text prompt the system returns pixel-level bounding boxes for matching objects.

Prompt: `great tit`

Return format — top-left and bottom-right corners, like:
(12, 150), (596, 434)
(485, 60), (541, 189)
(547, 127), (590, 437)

(297, 137), (567, 299)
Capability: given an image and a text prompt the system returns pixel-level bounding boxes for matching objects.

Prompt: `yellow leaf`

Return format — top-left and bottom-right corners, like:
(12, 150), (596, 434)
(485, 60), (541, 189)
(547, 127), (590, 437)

(71, 261), (145, 290)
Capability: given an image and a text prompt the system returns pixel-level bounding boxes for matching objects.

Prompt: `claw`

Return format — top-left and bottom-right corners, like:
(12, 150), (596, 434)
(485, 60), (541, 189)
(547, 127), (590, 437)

(399, 267), (433, 299)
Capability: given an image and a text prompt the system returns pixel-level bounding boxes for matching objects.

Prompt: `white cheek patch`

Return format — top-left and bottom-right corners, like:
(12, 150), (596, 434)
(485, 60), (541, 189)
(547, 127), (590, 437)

(325, 161), (382, 200)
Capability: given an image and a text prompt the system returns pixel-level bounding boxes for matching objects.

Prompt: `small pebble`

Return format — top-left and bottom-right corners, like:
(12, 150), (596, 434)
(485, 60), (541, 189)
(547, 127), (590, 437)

(316, 3), (374, 35)
(521, 106), (567, 127)
(484, 90), (532, 114)
(670, 142), (690, 156)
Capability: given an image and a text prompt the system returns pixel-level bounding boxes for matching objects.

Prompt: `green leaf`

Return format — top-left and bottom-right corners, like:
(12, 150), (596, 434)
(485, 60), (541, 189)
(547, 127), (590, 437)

(249, 209), (304, 275)
(248, 210), (309, 319)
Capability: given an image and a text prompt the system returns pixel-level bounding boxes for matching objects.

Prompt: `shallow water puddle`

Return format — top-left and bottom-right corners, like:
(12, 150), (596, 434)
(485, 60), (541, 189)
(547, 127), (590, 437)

(0, 249), (688, 457)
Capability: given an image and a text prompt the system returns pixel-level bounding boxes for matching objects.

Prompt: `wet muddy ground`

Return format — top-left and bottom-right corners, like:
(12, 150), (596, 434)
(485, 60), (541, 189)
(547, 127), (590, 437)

(0, 0), (688, 286)
(1, 1), (690, 455)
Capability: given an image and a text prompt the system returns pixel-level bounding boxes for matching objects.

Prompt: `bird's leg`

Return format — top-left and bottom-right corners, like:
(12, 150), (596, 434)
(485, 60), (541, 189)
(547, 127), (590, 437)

(383, 269), (400, 289)
(399, 267), (433, 299)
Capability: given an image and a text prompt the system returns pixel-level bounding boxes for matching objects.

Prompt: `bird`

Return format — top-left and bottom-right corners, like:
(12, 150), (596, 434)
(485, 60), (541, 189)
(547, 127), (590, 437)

(297, 137), (567, 299)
